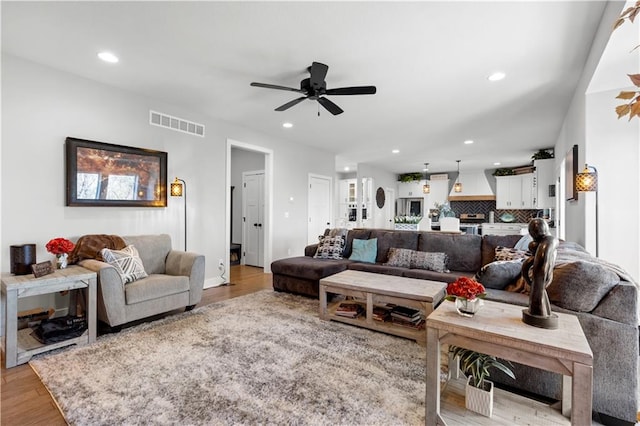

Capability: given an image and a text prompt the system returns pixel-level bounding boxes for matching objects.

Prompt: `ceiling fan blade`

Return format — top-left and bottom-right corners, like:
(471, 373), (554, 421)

(309, 62), (328, 89)
(325, 86), (377, 96)
(275, 96), (307, 112)
(250, 82), (305, 93)
(318, 97), (344, 115)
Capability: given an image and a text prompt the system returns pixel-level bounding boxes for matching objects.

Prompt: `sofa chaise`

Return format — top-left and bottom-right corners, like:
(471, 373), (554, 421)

(271, 228), (639, 425)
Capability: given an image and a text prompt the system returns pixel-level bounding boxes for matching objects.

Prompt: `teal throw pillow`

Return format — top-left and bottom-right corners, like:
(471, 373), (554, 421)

(349, 238), (378, 263)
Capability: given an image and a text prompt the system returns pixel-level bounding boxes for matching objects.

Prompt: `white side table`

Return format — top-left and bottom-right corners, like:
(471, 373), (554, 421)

(1, 266), (97, 368)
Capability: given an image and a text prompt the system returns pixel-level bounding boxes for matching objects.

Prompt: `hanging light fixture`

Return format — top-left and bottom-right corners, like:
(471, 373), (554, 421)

(453, 160), (463, 193)
(422, 163), (430, 194)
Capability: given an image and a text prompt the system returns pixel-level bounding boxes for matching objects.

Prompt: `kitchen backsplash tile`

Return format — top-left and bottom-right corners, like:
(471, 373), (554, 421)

(449, 200), (539, 223)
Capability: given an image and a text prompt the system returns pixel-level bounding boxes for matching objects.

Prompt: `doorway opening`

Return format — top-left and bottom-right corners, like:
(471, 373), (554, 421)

(226, 139), (273, 279)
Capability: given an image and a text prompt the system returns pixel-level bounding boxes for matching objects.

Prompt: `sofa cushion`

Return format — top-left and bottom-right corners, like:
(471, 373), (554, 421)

(343, 229), (371, 258)
(402, 268), (472, 283)
(125, 274), (190, 305)
(123, 234), (172, 275)
(384, 248), (413, 268)
(271, 256), (352, 281)
(547, 261), (620, 312)
(474, 260), (524, 290)
(347, 262), (406, 277)
(481, 234), (522, 267)
(370, 230), (419, 263)
(100, 245), (148, 284)
(349, 238), (378, 263)
(419, 233), (482, 273)
(313, 236), (345, 260)
(411, 251), (448, 273)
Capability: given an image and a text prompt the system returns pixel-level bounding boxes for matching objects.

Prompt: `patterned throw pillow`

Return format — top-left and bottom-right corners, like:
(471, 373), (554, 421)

(384, 248), (413, 268)
(313, 236), (345, 259)
(410, 251), (449, 273)
(494, 246), (530, 262)
(100, 245), (148, 284)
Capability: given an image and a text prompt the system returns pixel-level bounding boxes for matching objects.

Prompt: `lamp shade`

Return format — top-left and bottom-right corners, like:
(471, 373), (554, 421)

(576, 165), (597, 192)
(170, 178), (184, 197)
(454, 182), (463, 193)
(423, 183), (430, 194)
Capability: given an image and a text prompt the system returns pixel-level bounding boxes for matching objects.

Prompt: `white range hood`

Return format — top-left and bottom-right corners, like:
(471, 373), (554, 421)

(448, 171), (496, 201)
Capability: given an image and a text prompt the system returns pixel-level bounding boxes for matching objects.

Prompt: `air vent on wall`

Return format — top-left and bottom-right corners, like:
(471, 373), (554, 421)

(430, 173), (448, 180)
(149, 110), (205, 137)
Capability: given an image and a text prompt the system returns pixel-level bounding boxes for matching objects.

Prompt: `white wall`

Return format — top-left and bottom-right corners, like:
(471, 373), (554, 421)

(1, 54), (335, 290)
(554, 1), (639, 282)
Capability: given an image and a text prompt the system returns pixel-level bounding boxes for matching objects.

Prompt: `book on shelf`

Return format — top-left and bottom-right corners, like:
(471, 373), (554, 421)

(372, 306), (392, 322)
(335, 302), (364, 318)
(391, 316), (426, 329)
(390, 305), (422, 321)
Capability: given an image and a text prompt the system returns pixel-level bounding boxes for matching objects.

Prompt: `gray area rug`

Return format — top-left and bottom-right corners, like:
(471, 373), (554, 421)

(30, 291), (427, 425)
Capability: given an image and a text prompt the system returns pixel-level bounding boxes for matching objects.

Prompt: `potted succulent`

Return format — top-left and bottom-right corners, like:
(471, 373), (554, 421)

(449, 346), (515, 418)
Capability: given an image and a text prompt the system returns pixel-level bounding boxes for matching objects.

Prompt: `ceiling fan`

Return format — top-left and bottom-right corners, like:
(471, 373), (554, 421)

(250, 62), (376, 116)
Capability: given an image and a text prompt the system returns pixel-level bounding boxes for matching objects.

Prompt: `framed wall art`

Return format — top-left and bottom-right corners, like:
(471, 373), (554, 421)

(65, 137), (167, 207)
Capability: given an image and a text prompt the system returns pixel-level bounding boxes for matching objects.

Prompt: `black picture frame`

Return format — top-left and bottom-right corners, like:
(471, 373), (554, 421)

(65, 137), (167, 207)
(565, 144), (578, 201)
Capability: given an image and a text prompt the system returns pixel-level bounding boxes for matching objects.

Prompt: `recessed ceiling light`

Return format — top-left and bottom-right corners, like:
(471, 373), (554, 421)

(494, 162), (501, 166)
(282, 122), (293, 128)
(98, 51), (119, 63)
(488, 72), (506, 82)
(392, 149), (400, 154)
(344, 166), (350, 171)
(464, 140), (474, 145)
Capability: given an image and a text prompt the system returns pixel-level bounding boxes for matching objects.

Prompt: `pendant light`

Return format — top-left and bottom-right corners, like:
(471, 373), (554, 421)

(422, 163), (430, 194)
(453, 160), (463, 193)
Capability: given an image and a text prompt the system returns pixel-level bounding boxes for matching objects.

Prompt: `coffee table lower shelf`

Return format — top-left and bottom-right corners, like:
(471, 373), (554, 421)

(324, 298), (427, 344)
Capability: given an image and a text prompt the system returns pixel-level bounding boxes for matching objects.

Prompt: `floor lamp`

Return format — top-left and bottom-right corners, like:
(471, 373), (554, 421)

(575, 164), (598, 257)
(170, 177), (187, 251)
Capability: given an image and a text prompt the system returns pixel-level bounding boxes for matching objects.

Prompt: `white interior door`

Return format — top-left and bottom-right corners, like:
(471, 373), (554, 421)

(243, 171), (264, 267)
(308, 174), (332, 244)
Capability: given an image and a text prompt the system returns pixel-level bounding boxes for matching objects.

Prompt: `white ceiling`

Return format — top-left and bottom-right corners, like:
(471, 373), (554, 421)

(2, 1), (612, 174)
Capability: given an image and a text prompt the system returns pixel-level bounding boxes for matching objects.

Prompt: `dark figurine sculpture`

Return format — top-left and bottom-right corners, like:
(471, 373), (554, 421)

(522, 218), (559, 329)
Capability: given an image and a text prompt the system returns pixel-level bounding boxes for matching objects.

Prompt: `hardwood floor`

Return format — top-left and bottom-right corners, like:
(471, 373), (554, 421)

(0, 265), (271, 426)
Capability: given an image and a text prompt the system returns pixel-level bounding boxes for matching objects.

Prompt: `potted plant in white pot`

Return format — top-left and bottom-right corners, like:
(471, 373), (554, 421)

(449, 346), (515, 418)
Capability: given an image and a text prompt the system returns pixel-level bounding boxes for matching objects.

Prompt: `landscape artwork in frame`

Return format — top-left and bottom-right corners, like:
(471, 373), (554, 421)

(66, 137), (168, 207)
(565, 144), (578, 201)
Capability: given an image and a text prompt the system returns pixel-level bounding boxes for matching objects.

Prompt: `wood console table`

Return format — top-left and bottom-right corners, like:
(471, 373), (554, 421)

(426, 299), (593, 425)
(1, 266), (97, 368)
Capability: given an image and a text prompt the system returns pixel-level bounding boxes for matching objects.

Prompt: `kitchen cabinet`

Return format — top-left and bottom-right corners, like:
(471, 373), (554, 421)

(397, 180), (424, 198)
(496, 173), (536, 209)
(481, 223), (528, 236)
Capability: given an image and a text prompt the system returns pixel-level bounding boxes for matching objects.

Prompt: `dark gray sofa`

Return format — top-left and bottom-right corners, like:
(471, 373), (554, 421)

(271, 228), (639, 425)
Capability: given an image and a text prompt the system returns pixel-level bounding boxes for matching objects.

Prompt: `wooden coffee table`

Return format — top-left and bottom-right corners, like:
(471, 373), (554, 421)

(425, 299), (593, 425)
(319, 270), (446, 344)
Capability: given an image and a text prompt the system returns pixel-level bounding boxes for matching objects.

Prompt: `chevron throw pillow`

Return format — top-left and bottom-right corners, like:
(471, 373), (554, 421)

(100, 245), (148, 284)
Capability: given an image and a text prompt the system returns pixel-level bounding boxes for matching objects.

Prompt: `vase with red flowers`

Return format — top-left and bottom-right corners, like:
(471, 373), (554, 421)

(445, 277), (486, 317)
(46, 238), (75, 269)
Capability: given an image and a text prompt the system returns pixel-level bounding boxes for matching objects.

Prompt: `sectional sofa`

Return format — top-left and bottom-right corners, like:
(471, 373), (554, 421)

(271, 228), (639, 425)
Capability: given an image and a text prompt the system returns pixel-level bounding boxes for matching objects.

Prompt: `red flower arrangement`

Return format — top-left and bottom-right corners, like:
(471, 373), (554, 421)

(46, 238), (75, 255)
(445, 277), (486, 301)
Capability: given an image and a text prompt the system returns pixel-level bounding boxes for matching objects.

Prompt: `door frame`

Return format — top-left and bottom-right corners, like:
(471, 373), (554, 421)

(242, 170), (265, 267)
(307, 173), (333, 244)
(226, 139), (273, 275)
